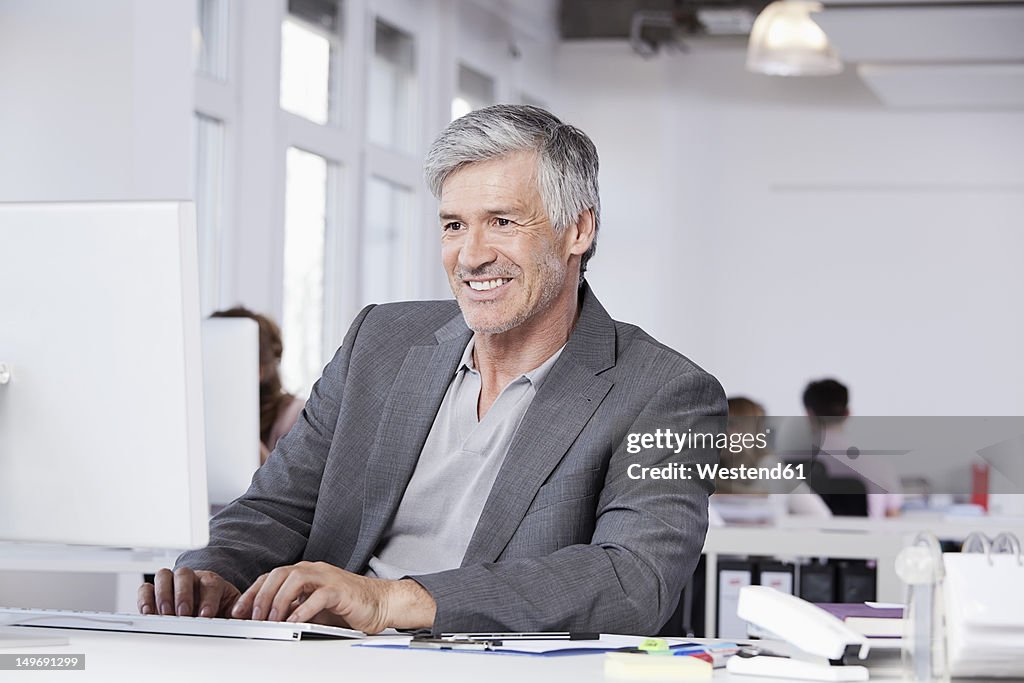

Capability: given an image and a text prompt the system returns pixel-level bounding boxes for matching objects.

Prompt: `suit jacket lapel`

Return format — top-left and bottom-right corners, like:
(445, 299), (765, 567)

(346, 314), (471, 572)
(461, 283), (617, 565)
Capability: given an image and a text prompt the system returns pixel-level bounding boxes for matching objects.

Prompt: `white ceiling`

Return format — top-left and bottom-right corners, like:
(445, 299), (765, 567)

(815, 2), (1024, 108)
(858, 63), (1024, 108)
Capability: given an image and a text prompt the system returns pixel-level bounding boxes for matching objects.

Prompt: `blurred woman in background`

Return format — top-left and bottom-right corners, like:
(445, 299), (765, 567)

(711, 396), (831, 523)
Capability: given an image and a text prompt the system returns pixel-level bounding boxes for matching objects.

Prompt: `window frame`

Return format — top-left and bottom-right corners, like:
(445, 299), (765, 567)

(192, 0), (559, 390)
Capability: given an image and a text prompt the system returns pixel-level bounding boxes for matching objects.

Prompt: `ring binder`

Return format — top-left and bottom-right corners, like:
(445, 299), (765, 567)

(959, 531), (990, 555)
(945, 530), (1024, 677)
(960, 530), (1023, 566)
(990, 532), (1023, 565)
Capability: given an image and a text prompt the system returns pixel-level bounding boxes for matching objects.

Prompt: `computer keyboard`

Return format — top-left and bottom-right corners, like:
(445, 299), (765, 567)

(0, 607), (365, 641)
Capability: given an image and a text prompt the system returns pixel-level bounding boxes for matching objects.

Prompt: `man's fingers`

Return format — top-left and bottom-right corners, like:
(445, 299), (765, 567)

(195, 572), (225, 618)
(285, 587), (331, 625)
(211, 573), (240, 618)
(233, 574), (266, 619)
(148, 566), (404, 630)
(137, 582), (156, 615)
(222, 590), (242, 619)
(144, 568), (237, 618)
(173, 567), (196, 616)
(269, 567), (324, 622)
(251, 566), (294, 621)
(153, 568), (176, 616)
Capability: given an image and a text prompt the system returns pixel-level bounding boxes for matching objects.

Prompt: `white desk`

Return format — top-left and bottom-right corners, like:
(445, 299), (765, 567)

(701, 515), (1024, 637)
(0, 630), (899, 683)
(0, 630), (663, 682)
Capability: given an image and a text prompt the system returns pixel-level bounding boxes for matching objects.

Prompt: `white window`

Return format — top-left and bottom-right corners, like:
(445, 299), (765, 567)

(280, 19), (335, 125)
(281, 147), (336, 394)
(195, 0), (229, 80)
(452, 63), (495, 121)
(362, 177), (415, 305)
(280, 1), (341, 126)
(192, 113), (226, 315)
(367, 19), (417, 152)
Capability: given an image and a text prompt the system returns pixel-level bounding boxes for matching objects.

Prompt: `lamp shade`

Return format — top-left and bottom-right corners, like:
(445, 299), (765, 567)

(746, 0), (842, 76)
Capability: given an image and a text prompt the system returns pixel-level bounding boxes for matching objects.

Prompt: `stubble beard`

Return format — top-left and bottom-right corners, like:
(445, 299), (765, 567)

(458, 248), (566, 335)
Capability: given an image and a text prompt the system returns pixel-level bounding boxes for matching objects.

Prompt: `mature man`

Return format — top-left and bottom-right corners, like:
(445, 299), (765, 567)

(139, 105), (725, 634)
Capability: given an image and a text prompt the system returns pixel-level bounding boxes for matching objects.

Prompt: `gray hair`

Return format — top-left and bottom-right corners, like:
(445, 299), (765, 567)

(424, 104), (600, 279)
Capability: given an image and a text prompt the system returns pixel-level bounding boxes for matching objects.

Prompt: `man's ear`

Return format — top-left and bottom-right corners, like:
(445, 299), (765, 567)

(566, 208), (596, 257)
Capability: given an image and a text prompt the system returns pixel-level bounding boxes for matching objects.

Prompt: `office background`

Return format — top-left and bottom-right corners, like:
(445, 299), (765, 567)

(1, 0), (1022, 420)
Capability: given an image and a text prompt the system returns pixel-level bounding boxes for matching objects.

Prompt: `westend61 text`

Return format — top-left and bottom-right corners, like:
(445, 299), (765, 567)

(627, 462), (806, 481)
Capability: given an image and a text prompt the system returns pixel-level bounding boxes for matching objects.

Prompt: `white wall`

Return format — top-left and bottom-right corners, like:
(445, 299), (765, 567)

(0, 0), (193, 201)
(0, 571), (115, 611)
(555, 41), (1024, 416)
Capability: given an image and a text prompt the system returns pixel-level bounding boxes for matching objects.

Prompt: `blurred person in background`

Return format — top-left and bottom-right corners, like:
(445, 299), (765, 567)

(710, 396), (831, 523)
(803, 378), (902, 518)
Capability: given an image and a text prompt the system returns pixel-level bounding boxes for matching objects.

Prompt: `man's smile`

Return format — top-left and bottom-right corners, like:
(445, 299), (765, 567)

(462, 277), (514, 301)
(466, 277), (511, 291)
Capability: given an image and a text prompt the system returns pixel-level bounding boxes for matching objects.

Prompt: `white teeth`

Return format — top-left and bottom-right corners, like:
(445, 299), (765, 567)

(468, 278), (508, 291)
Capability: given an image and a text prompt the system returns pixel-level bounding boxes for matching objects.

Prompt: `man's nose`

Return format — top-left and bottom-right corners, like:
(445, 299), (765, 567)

(458, 225), (497, 271)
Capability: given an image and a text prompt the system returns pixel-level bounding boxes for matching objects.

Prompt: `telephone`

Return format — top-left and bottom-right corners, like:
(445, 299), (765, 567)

(726, 585), (871, 681)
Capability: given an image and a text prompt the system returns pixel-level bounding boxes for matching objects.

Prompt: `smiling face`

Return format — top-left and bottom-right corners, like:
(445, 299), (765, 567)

(439, 151), (578, 335)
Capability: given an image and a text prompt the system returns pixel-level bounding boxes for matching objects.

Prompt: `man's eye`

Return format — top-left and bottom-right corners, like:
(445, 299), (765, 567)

(443, 222), (462, 232)
(495, 218), (511, 227)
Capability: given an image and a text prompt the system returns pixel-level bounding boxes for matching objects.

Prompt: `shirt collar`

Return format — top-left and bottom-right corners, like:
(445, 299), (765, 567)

(458, 335), (566, 389)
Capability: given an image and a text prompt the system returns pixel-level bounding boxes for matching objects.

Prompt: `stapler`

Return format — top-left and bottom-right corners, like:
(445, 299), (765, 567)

(726, 585), (871, 681)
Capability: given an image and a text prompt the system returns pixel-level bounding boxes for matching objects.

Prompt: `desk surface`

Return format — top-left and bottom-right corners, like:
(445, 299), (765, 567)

(0, 630), (907, 683)
(0, 630), (689, 683)
(0, 543), (180, 573)
(773, 513), (1024, 538)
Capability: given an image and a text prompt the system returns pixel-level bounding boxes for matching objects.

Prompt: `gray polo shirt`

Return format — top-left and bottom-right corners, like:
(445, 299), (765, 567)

(366, 335), (564, 580)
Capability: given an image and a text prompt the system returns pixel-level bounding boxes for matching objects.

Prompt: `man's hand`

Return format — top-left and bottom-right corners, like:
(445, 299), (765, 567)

(231, 561), (436, 634)
(138, 568), (241, 618)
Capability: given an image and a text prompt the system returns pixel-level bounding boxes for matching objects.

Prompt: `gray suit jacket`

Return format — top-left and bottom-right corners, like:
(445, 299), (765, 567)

(178, 283), (726, 633)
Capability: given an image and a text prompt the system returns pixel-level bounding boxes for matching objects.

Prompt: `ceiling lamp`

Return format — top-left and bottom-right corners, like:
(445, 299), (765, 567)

(746, 0), (842, 76)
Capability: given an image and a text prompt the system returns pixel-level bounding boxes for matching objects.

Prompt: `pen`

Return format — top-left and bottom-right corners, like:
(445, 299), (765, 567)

(410, 638), (499, 651)
(439, 631), (600, 641)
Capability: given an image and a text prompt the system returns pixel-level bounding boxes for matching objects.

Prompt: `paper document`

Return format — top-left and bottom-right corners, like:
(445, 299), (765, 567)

(357, 634), (713, 656)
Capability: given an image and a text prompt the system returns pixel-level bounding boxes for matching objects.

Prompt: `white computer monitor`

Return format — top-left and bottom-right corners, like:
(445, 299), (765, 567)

(0, 200), (209, 549)
(201, 317), (261, 507)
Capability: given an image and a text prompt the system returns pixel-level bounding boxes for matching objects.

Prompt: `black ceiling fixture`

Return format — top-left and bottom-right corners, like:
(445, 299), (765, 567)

(560, 0), (772, 57)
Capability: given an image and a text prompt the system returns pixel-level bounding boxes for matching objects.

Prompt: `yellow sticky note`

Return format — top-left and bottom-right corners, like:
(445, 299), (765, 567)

(638, 638), (670, 653)
(604, 652), (713, 681)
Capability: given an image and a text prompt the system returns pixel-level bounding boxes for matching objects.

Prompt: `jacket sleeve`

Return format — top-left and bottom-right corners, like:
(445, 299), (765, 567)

(175, 305), (376, 590)
(410, 368), (726, 634)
